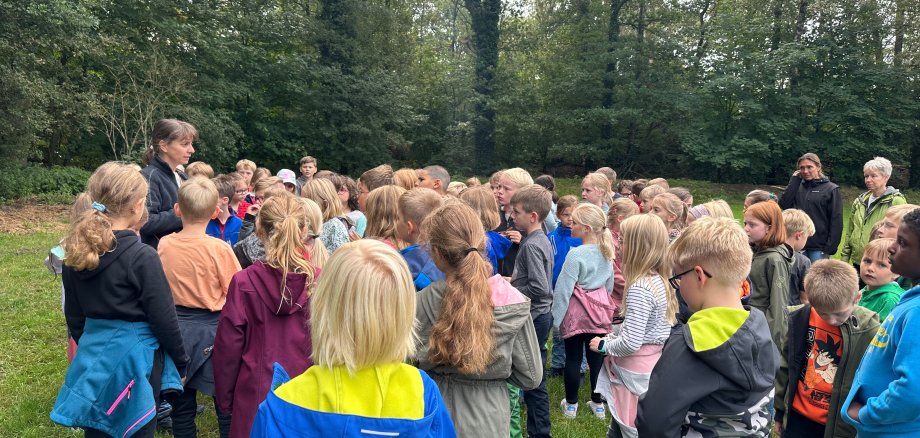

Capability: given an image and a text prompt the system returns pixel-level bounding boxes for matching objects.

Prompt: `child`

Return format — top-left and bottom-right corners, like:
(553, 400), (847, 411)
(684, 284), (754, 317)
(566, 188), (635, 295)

(607, 198), (640, 304)
(489, 170), (504, 202)
(446, 181), (467, 197)
(546, 195), (584, 377)
(214, 193), (318, 438)
(774, 260), (880, 438)
(618, 180), (634, 198)
(460, 185), (512, 274)
(535, 174), (559, 232)
(466, 176), (481, 187)
(688, 199), (734, 223)
(295, 155), (317, 195)
(872, 204), (919, 290)
(668, 187), (693, 207)
(783, 209), (816, 305)
(417, 165), (450, 197)
(276, 168), (297, 193)
(394, 167), (419, 190)
(581, 172), (612, 214)
(51, 163), (188, 438)
(358, 164), (394, 211)
(647, 192), (688, 241)
(207, 174), (244, 246)
(396, 187), (445, 290)
(508, 184), (555, 437)
(414, 202), (542, 437)
(591, 214), (676, 436)
(638, 185), (666, 213)
(841, 208), (920, 437)
(857, 238), (904, 320)
(552, 203), (615, 420)
(745, 200), (794, 349)
(341, 176), (368, 238)
(301, 178), (350, 253)
(228, 172), (251, 220)
(743, 189), (777, 211)
(301, 198), (330, 269)
(157, 177), (240, 437)
(495, 168), (534, 277)
(365, 185), (409, 250)
(236, 159), (257, 199)
(186, 161), (214, 179)
(637, 217), (779, 437)
(629, 181), (648, 210)
(648, 177), (669, 189)
(250, 240), (456, 437)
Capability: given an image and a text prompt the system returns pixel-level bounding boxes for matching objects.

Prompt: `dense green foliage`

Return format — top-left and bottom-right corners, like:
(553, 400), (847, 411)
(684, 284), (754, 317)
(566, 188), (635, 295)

(0, 166), (90, 203)
(1, 0), (918, 184)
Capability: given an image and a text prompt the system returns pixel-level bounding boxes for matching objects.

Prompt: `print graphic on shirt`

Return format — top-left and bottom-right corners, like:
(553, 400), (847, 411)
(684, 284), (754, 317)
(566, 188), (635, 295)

(870, 315), (893, 349)
(792, 311), (843, 425)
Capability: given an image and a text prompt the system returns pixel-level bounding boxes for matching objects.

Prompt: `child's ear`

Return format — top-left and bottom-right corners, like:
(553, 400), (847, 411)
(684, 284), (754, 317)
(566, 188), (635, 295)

(854, 291), (863, 304)
(407, 220), (418, 236)
(174, 203), (183, 218)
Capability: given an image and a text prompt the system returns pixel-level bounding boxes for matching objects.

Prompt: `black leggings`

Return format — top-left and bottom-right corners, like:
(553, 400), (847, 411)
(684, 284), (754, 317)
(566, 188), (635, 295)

(563, 333), (605, 404)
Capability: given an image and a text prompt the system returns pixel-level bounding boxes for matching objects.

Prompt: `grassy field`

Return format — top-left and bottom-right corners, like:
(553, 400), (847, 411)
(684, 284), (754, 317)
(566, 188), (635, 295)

(0, 178), (914, 437)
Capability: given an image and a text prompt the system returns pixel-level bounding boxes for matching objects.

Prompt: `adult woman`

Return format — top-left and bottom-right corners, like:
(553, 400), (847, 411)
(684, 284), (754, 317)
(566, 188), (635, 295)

(840, 157), (907, 268)
(778, 153), (843, 262)
(140, 119), (198, 248)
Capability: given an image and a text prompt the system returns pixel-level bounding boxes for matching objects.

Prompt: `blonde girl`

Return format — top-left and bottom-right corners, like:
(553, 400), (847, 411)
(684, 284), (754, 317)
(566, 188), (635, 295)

(590, 214), (676, 437)
(608, 198), (640, 301)
(648, 193), (688, 241)
(393, 168), (419, 190)
(301, 198), (329, 269)
(743, 201), (793, 349)
(460, 186), (512, 274)
(52, 163), (188, 438)
(415, 201), (541, 436)
(364, 184), (409, 250)
(552, 203), (616, 420)
(582, 173), (612, 213)
(251, 240), (456, 437)
(214, 193), (318, 438)
(688, 199), (735, 223)
(301, 178), (350, 253)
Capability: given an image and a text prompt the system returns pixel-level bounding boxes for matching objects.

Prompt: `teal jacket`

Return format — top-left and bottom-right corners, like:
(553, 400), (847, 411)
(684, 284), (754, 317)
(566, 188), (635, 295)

(840, 187), (906, 265)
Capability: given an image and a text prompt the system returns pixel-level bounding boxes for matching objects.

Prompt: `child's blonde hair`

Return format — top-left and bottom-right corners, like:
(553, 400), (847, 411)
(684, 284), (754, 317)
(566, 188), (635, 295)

(360, 164), (394, 191)
(393, 168), (419, 190)
(572, 203), (615, 261)
(446, 181), (467, 197)
(178, 177), (219, 222)
(669, 217), (752, 288)
(702, 200), (734, 219)
(501, 167), (534, 188)
(510, 184), (552, 221)
(782, 209), (816, 237)
(64, 162), (148, 271)
(639, 185), (666, 203)
(805, 259), (859, 311)
(236, 159), (257, 173)
(460, 186), (500, 230)
(650, 192), (689, 231)
(884, 204), (920, 226)
(310, 240), (417, 374)
(301, 178), (344, 221)
(72, 192), (92, 223)
(466, 177), (481, 187)
(582, 173), (612, 204)
(608, 198), (640, 225)
(300, 198), (329, 269)
(300, 155), (317, 167)
(186, 161), (214, 179)
(399, 188), (443, 227)
(489, 170), (504, 186)
(257, 193), (316, 306)
(620, 214), (677, 325)
(365, 185), (407, 244)
(423, 201), (495, 374)
(862, 238), (894, 264)
(648, 178), (669, 189)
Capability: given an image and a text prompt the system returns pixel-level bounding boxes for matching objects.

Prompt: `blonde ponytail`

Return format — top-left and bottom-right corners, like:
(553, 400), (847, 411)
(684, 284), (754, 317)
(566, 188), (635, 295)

(572, 203), (614, 261)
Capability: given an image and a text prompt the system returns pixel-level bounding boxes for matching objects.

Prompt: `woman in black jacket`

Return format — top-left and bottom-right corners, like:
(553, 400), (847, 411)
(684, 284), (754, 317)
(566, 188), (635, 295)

(139, 119), (198, 249)
(778, 152), (844, 263)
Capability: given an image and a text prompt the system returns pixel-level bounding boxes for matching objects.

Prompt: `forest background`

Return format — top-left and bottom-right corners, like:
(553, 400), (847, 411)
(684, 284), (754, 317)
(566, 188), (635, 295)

(1, 0), (918, 192)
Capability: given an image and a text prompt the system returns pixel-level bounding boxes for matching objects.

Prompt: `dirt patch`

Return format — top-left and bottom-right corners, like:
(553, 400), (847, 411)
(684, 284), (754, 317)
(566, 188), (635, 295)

(0, 202), (70, 235)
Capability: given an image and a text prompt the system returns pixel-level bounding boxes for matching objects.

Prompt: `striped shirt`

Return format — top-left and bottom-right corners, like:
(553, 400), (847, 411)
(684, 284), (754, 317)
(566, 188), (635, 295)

(604, 274), (672, 357)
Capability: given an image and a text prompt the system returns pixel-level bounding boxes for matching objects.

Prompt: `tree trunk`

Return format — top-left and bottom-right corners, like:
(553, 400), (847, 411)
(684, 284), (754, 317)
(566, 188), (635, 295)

(601, 0), (627, 144)
(770, 0), (782, 53)
(465, 0), (500, 175)
(693, 0), (713, 66)
(894, 0), (904, 66)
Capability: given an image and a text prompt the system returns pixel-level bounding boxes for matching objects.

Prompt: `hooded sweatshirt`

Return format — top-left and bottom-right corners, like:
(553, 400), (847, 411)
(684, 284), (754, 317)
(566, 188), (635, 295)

(749, 243), (794, 350)
(415, 275), (542, 437)
(859, 282), (905, 321)
(637, 307), (779, 437)
(840, 187), (906, 265)
(779, 175), (844, 255)
(213, 261), (314, 438)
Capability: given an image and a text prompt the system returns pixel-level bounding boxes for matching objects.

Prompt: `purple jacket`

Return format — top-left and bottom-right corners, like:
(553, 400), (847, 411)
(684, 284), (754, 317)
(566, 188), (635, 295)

(213, 261), (316, 438)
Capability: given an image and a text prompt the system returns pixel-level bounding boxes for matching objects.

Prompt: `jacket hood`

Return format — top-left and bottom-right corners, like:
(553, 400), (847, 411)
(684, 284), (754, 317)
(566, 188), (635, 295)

(803, 176), (831, 187)
(73, 230), (143, 280)
(755, 242), (794, 264)
(419, 275), (531, 333)
(682, 307), (778, 393)
(243, 261), (310, 316)
(859, 186), (902, 202)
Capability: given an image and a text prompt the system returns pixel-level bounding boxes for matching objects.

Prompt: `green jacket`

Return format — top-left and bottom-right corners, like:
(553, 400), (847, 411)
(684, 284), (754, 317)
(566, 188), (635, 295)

(859, 282), (905, 321)
(840, 187), (906, 265)
(749, 243), (794, 350)
(775, 305), (879, 438)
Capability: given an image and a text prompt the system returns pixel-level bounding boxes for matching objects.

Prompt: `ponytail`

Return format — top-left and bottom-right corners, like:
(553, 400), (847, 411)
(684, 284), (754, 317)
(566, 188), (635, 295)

(63, 210), (115, 271)
(572, 203), (613, 261)
(258, 194), (316, 302)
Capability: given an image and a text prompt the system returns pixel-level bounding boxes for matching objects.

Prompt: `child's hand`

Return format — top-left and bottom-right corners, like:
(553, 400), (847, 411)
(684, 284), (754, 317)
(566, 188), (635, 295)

(504, 230), (522, 244)
(773, 420), (783, 436)
(247, 203), (262, 216)
(348, 229), (361, 242)
(847, 401), (863, 422)
(588, 336), (603, 352)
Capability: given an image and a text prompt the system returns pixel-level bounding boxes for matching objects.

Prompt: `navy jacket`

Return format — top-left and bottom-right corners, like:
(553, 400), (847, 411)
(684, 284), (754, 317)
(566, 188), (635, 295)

(140, 155), (186, 249)
(779, 175), (844, 255)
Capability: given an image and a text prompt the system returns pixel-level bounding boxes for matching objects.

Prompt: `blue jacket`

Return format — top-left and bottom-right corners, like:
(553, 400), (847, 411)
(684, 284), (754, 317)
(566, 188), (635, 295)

(207, 215), (243, 246)
(251, 363), (457, 437)
(486, 231), (512, 275)
(401, 245), (446, 291)
(547, 226), (581, 287)
(841, 285), (920, 437)
(51, 318), (182, 437)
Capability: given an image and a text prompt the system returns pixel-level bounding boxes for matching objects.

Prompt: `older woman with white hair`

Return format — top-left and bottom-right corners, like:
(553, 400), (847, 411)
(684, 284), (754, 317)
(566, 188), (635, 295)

(840, 156), (907, 267)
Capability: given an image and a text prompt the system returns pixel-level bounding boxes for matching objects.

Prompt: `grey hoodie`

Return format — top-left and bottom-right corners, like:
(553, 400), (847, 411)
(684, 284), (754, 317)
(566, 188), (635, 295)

(414, 275), (542, 438)
(637, 307), (779, 437)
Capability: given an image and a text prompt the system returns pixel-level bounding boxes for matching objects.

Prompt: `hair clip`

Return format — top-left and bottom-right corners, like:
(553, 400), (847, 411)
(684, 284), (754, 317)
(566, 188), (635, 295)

(91, 201), (107, 213)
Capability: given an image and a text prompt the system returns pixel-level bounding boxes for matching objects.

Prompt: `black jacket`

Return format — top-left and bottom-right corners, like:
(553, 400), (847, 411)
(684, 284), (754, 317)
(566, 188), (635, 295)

(63, 230), (189, 375)
(495, 209), (520, 277)
(779, 175), (844, 254)
(140, 155), (186, 249)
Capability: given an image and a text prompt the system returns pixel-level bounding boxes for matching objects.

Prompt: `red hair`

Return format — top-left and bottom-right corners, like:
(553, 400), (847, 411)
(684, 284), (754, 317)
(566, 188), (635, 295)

(745, 201), (786, 249)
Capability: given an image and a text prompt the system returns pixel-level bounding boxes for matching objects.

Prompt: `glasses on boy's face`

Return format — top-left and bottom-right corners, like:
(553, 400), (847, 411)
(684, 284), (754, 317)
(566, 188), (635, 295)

(668, 267), (712, 290)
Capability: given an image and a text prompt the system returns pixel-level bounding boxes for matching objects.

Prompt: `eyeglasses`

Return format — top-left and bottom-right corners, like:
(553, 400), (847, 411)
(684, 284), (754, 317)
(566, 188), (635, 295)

(235, 189), (248, 194)
(668, 267), (712, 290)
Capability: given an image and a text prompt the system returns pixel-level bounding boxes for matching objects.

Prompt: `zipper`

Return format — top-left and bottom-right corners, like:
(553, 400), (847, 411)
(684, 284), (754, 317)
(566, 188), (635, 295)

(106, 379), (135, 415)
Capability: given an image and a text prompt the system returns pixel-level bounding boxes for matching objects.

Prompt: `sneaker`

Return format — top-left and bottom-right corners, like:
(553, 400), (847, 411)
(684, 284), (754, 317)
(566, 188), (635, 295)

(560, 399), (578, 419)
(587, 400), (606, 420)
(196, 404), (207, 416)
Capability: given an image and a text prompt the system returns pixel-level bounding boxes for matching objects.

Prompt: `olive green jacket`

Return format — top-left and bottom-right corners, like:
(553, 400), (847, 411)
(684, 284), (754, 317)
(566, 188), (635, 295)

(840, 187), (906, 265)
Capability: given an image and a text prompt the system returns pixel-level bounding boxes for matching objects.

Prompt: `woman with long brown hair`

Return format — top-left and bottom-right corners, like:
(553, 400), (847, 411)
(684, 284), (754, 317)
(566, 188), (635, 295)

(414, 201), (542, 437)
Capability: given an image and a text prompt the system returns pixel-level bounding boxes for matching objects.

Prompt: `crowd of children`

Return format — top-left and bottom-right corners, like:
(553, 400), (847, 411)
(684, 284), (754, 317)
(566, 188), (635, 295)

(48, 119), (920, 438)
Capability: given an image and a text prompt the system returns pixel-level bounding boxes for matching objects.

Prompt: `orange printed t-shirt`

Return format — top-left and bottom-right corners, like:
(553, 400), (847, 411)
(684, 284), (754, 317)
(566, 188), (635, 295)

(157, 233), (242, 312)
(792, 307), (843, 425)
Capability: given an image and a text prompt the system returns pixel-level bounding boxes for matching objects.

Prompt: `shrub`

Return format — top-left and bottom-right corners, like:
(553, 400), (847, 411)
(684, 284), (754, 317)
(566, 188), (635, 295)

(0, 166), (90, 203)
